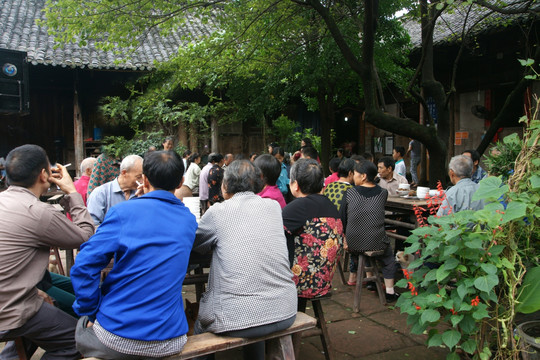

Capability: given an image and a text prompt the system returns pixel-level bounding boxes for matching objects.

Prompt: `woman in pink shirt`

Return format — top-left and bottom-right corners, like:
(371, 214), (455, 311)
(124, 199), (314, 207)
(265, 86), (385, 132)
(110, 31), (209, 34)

(254, 154), (286, 208)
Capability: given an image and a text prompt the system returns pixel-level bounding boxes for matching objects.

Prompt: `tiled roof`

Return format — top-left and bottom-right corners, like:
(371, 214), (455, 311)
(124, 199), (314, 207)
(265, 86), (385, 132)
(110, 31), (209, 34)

(403, 1), (539, 47)
(0, 0), (215, 70)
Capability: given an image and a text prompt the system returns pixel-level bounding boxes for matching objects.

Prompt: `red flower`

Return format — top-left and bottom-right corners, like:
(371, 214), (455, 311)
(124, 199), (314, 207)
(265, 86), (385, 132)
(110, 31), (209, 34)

(326, 217), (336, 229)
(301, 233), (317, 246)
(335, 219), (343, 234)
(471, 296), (480, 307)
(297, 255), (309, 271)
(327, 246), (338, 262)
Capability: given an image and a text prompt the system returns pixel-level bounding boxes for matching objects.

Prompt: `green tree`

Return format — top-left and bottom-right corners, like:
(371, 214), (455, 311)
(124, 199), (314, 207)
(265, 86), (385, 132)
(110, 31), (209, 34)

(43, 0), (539, 185)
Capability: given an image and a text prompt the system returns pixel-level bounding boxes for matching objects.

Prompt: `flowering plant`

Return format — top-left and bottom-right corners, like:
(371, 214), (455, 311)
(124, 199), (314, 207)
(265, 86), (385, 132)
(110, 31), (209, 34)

(396, 113), (539, 359)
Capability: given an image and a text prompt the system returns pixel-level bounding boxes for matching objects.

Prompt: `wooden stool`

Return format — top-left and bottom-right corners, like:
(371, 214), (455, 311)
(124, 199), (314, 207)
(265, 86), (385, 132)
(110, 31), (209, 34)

(49, 247), (65, 276)
(335, 248), (347, 285)
(1, 337), (28, 360)
(14, 337), (27, 360)
(297, 296), (334, 360)
(353, 251), (386, 312)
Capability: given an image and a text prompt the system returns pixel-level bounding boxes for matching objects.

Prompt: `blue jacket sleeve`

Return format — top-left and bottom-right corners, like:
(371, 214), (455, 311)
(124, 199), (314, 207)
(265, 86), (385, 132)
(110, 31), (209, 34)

(70, 207), (121, 317)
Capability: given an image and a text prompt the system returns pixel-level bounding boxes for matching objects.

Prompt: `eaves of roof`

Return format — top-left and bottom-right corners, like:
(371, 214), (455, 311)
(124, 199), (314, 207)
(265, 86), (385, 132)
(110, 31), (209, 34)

(0, 0), (215, 70)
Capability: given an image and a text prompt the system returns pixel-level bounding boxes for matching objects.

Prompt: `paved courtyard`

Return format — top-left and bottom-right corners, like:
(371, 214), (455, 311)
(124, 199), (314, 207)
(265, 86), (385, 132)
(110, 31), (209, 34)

(2, 265), (450, 360)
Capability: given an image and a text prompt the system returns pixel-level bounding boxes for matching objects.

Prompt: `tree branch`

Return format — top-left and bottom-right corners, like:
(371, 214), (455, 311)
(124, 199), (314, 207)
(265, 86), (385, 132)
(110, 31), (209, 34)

(308, 0), (365, 75)
(476, 45), (540, 155)
(471, 0), (538, 16)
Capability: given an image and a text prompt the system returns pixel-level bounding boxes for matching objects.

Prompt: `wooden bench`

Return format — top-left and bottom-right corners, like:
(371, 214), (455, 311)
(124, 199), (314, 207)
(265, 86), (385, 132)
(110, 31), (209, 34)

(84, 312), (316, 360)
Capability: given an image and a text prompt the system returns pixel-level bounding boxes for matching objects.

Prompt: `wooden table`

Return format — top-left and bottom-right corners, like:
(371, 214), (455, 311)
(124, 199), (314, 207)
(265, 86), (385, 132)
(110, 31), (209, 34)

(385, 195), (432, 241)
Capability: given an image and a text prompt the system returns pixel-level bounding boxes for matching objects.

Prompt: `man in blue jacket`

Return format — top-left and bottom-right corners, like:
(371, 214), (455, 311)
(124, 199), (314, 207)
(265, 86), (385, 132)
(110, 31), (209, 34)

(71, 150), (198, 359)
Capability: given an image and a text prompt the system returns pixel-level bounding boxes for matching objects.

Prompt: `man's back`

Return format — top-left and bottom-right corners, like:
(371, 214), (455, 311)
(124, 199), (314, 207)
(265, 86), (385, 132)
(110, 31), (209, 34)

(0, 186), (94, 329)
(437, 178), (484, 216)
(72, 190), (197, 341)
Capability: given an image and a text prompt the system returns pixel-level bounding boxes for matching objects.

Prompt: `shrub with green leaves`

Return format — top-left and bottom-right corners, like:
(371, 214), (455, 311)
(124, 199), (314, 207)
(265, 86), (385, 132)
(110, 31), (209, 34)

(397, 114), (539, 360)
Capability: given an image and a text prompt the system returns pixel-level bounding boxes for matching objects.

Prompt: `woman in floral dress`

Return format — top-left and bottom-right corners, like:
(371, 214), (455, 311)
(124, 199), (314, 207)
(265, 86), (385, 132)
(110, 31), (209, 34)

(282, 158), (344, 311)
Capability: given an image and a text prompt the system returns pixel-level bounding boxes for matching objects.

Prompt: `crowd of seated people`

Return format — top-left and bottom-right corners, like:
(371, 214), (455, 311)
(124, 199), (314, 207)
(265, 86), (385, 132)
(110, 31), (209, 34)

(0, 136), (489, 360)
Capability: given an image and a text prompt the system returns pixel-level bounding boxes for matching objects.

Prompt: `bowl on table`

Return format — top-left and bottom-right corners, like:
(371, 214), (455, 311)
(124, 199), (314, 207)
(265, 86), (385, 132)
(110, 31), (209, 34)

(416, 186), (429, 199)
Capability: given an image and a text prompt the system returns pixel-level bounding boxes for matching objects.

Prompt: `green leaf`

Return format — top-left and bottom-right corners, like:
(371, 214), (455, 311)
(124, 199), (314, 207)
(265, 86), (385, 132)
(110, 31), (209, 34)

(502, 201), (527, 223)
(516, 266), (540, 314)
(444, 257), (460, 270)
(480, 263), (498, 275)
(457, 284), (469, 300)
(442, 330), (461, 350)
(465, 238), (483, 249)
(460, 314), (476, 333)
(489, 245), (506, 256)
(424, 269), (438, 282)
(450, 314), (464, 327)
(443, 245), (459, 257)
(348, 330), (356, 335)
(461, 339), (477, 354)
(421, 309), (441, 324)
(472, 303), (490, 320)
(436, 266), (451, 283)
(408, 258), (424, 269)
(428, 334), (443, 347)
(446, 353), (460, 360)
(474, 275), (499, 293)
(473, 176), (506, 201)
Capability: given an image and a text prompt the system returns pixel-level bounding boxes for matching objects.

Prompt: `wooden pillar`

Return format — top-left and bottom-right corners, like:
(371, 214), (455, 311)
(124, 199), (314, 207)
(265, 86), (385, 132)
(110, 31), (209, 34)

(73, 89), (83, 178)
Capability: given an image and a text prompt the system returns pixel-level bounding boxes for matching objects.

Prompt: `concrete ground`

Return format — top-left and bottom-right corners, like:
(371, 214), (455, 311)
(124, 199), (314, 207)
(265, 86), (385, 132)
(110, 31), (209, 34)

(2, 262), (449, 360)
(211, 275), (449, 360)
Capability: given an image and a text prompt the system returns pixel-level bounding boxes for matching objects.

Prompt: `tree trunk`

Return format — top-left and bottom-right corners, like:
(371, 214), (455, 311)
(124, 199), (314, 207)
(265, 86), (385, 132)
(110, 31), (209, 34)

(317, 88), (335, 176)
(178, 121), (188, 150)
(189, 121), (198, 154)
(211, 117), (219, 153)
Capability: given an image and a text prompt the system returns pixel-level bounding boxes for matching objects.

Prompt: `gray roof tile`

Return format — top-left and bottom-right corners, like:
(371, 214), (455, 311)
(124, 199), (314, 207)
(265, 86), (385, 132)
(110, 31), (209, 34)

(0, 0), (214, 70)
(404, 1), (539, 47)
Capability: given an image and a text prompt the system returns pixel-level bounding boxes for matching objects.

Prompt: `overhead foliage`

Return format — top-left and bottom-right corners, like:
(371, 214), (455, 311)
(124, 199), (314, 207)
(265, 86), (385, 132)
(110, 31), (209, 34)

(43, 0), (538, 182)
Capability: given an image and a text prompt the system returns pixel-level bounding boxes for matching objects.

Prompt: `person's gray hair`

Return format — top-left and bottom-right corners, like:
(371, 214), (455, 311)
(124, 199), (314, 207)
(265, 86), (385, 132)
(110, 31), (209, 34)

(120, 155), (143, 172)
(449, 155), (473, 178)
(222, 160), (263, 195)
(80, 157), (97, 174)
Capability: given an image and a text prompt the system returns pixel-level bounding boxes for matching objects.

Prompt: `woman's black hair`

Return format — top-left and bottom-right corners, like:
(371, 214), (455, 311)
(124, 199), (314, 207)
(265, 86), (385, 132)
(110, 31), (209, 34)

(354, 160), (378, 184)
(337, 158), (356, 178)
(187, 152), (200, 168)
(301, 137), (313, 147)
(290, 158), (324, 195)
(272, 146), (285, 157)
(329, 157), (341, 173)
(253, 154), (281, 186)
